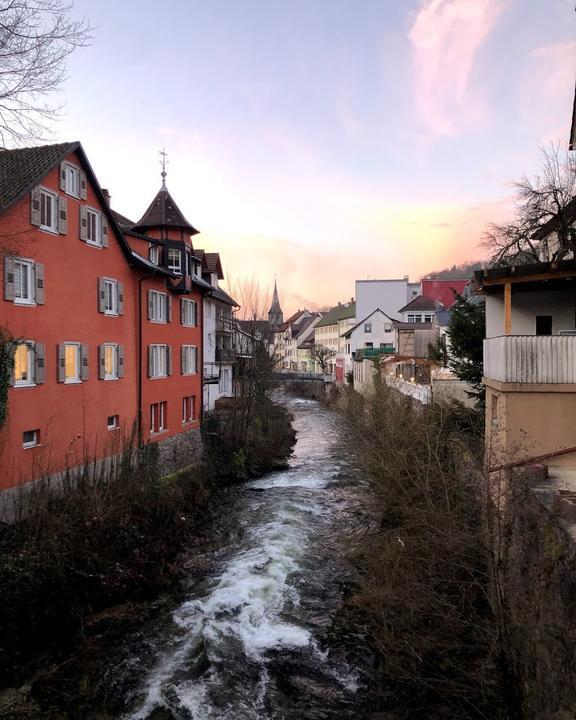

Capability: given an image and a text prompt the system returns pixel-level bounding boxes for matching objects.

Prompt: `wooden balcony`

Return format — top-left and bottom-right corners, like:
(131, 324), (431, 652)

(484, 335), (576, 384)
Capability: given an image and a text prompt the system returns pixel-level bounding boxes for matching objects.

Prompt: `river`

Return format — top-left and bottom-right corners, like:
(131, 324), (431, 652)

(115, 395), (377, 720)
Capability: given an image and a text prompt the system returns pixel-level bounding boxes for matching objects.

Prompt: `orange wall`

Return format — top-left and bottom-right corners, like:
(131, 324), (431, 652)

(0, 151), (139, 488)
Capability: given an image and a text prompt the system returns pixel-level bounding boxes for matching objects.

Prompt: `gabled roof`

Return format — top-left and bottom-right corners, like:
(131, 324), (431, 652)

(205, 252), (224, 279)
(291, 314), (319, 339)
(237, 319), (275, 342)
(112, 210), (135, 230)
(342, 308), (395, 338)
(276, 309), (310, 333)
(315, 302), (356, 328)
(210, 286), (238, 307)
(0, 141), (78, 214)
(398, 295), (439, 313)
(133, 184), (199, 235)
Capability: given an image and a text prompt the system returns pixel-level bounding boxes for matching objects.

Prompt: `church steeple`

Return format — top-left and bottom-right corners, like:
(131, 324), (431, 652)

(268, 277), (283, 328)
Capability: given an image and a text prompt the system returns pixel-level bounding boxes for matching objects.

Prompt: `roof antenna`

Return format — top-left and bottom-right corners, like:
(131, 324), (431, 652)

(159, 147), (168, 189)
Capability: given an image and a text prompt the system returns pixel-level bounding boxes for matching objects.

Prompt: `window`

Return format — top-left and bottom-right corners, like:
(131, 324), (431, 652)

(181, 298), (197, 326)
(150, 401), (167, 434)
(148, 290), (168, 322)
(64, 343), (81, 383)
(149, 344), (169, 378)
(86, 208), (101, 246)
(182, 396), (195, 423)
(181, 345), (197, 375)
(365, 342), (373, 349)
(104, 344), (118, 379)
(105, 279), (118, 314)
(22, 429), (40, 449)
(107, 415), (120, 430)
(364, 322), (372, 333)
(14, 342), (35, 386)
(149, 245), (160, 265)
(63, 163), (81, 197)
(536, 316), (553, 336)
(39, 188), (57, 232)
(167, 248), (182, 274)
(424, 314), (434, 323)
(14, 259), (34, 304)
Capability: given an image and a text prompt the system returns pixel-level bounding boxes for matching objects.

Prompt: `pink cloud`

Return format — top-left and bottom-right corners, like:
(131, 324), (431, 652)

(409, 0), (504, 135)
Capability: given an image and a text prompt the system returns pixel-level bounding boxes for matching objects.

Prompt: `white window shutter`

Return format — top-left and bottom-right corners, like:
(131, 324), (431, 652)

(118, 282), (124, 315)
(98, 344), (105, 380)
(167, 294), (172, 322)
(101, 213), (109, 247)
(147, 290), (153, 320)
(58, 196), (67, 234)
(98, 278), (106, 313)
(57, 344), (66, 383)
(148, 346), (153, 378)
(118, 345), (125, 378)
(180, 298), (185, 325)
(59, 162), (67, 191)
(181, 345), (186, 374)
(35, 263), (45, 305)
(193, 346), (197, 373)
(80, 170), (87, 200)
(79, 206), (88, 241)
(30, 187), (41, 226)
(4, 257), (15, 301)
(167, 345), (173, 376)
(35, 342), (46, 384)
(81, 344), (89, 381)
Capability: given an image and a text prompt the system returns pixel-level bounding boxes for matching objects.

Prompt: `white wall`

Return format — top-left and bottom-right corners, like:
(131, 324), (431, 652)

(203, 297), (216, 363)
(349, 310), (395, 353)
(356, 279), (407, 323)
(486, 289), (576, 338)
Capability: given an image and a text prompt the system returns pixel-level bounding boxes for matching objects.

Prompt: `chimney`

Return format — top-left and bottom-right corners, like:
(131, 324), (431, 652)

(102, 188), (111, 205)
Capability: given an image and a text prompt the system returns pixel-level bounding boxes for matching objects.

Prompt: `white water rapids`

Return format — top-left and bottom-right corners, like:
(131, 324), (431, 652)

(123, 397), (371, 720)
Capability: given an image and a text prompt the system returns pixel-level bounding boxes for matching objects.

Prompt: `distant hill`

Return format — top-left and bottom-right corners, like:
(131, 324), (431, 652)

(424, 261), (484, 280)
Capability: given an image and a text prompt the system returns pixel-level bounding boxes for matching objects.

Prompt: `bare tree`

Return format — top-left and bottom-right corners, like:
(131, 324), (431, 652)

(483, 145), (576, 266)
(309, 343), (335, 374)
(0, 0), (91, 146)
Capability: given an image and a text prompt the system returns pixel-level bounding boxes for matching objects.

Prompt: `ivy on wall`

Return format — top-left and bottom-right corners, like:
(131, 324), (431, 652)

(0, 329), (14, 428)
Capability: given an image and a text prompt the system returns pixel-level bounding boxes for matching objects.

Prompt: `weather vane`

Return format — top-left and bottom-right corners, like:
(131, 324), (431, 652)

(159, 148), (168, 187)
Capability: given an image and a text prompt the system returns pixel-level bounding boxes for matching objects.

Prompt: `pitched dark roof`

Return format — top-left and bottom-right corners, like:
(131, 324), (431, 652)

(210, 286), (238, 307)
(398, 295), (439, 313)
(205, 252), (224, 279)
(237, 319), (275, 342)
(268, 278), (283, 315)
(276, 310), (310, 333)
(315, 302), (356, 328)
(112, 210), (135, 229)
(342, 308), (395, 338)
(133, 185), (199, 234)
(0, 141), (78, 214)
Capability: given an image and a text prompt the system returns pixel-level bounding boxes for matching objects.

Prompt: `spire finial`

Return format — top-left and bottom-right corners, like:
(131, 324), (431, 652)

(159, 147), (168, 188)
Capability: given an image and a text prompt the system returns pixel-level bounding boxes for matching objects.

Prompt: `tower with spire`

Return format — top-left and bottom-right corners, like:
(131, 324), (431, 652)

(268, 278), (283, 328)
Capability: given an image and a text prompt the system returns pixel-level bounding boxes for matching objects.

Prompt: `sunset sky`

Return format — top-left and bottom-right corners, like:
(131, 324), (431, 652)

(54, 0), (576, 314)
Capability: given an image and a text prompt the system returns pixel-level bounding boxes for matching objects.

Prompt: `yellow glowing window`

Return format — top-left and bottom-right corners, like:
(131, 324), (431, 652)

(65, 344), (79, 382)
(14, 343), (33, 385)
(104, 344), (117, 379)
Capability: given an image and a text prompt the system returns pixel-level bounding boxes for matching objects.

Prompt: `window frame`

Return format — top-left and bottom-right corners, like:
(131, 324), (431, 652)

(85, 206), (102, 247)
(39, 186), (58, 233)
(103, 278), (119, 316)
(64, 342), (81, 384)
(63, 162), (81, 198)
(22, 429), (40, 449)
(181, 298), (197, 326)
(107, 414), (120, 431)
(150, 401), (167, 434)
(167, 248), (182, 275)
(13, 341), (35, 387)
(149, 290), (168, 323)
(13, 258), (35, 305)
(103, 343), (119, 380)
(150, 344), (168, 378)
(364, 322), (372, 333)
(182, 395), (195, 424)
(182, 345), (197, 375)
(149, 245), (160, 265)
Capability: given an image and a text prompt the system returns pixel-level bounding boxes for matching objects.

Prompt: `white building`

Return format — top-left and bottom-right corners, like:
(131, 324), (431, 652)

(355, 277), (419, 326)
(196, 250), (238, 412)
(342, 308), (396, 360)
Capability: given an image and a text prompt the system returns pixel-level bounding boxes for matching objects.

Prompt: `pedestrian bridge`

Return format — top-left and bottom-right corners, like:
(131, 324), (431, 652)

(272, 371), (334, 383)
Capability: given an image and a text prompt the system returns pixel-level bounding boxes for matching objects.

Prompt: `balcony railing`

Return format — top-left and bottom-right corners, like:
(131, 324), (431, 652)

(216, 317), (236, 334)
(484, 335), (576, 384)
(355, 347), (395, 360)
(216, 348), (236, 363)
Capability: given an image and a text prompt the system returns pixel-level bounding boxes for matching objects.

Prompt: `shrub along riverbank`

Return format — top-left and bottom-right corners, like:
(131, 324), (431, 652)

(0, 396), (295, 713)
(333, 380), (518, 720)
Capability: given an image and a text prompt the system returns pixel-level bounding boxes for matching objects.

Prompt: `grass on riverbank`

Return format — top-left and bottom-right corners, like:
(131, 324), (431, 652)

(338, 380), (512, 719)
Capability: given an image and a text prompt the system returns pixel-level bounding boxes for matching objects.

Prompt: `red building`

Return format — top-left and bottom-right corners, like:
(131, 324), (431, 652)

(420, 278), (470, 309)
(0, 142), (208, 489)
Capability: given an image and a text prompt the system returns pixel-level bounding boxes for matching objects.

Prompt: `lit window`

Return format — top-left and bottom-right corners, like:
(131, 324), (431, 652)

(182, 345), (197, 375)
(107, 415), (119, 430)
(39, 188), (57, 232)
(86, 208), (101, 246)
(104, 279), (118, 315)
(14, 259), (34, 304)
(64, 343), (80, 383)
(182, 396), (195, 423)
(104, 344), (118, 380)
(149, 290), (168, 322)
(364, 322), (372, 333)
(181, 298), (197, 326)
(22, 429), (40, 448)
(14, 342), (35, 386)
(64, 163), (81, 197)
(150, 401), (167, 434)
(149, 344), (169, 378)
(167, 248), (182, 274)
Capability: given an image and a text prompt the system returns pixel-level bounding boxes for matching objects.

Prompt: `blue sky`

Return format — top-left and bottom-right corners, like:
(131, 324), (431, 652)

(54, 0), (576, 312)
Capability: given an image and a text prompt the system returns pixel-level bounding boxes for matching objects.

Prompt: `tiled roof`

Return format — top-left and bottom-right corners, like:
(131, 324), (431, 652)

(112, 210), (135, 229)
(205, 252), (224, 279)
(133, 185), (199, 234)
(0, 141), (78, 213)
(342, 308), (395, 338)
(210, 286), (238, 307)
(398, 295), (438, 313)
(276, 310), (309, 333)
(315, 302), (356, 328)
(237, 319), (275, 342)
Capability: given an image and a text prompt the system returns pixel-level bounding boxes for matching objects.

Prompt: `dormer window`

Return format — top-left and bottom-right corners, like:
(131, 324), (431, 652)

(149, 245), (160, 265)
(168, 248), (182, 275)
